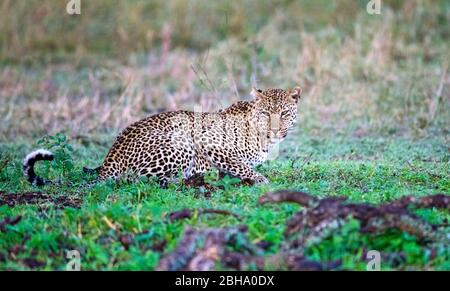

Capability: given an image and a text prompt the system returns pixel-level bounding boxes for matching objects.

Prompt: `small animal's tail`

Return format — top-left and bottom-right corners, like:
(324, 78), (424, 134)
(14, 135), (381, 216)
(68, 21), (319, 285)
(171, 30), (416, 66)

(22, 149), (54, 186)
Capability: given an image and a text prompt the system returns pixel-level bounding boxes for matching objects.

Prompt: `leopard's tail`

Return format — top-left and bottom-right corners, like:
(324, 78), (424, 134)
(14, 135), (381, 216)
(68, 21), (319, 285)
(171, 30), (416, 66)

(23, 149), (54, 186)
(23, 149), (104, 187)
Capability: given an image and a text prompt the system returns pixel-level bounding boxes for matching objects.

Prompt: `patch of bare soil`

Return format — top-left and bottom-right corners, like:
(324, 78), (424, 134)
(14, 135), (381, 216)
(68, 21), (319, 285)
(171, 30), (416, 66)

(182, 174), (216, 198)
(156, 191), (449, 271)
(0, 191), (82, 209)
(182, 174), (255, 198)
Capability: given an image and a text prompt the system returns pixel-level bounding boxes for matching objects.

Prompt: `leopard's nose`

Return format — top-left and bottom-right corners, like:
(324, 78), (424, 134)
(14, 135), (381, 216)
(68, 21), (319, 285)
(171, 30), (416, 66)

(270, 114), (280, 135)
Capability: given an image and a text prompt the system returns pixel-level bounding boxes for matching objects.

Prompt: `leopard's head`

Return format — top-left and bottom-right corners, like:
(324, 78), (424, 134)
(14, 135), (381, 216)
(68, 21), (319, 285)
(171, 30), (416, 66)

(250, 87), (302, 144)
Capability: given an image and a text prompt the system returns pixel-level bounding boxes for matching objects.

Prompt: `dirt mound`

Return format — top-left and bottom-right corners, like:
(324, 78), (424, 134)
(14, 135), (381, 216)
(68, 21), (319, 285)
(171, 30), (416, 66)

(182, 174), (255, 198)
(260, 191), (449, 247)
(156, 191), (449, 271)
(0, 191), (82, 209)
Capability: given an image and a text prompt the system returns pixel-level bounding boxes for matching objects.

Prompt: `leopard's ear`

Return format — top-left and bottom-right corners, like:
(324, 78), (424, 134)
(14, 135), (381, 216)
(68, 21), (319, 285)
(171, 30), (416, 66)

(289, 86), (302, 103)
(250, 87), (265, 101)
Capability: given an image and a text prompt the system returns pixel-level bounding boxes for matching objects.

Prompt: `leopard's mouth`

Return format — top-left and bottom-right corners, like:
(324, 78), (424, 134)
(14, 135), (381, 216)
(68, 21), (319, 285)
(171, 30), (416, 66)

(266, 131), (287, 144)
(276, 133), (288, 140)
(266, 136), (284, 145)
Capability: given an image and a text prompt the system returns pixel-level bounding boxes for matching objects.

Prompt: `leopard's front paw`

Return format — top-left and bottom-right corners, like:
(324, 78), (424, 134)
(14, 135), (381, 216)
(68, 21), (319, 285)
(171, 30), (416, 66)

(254, 175), (269, 184)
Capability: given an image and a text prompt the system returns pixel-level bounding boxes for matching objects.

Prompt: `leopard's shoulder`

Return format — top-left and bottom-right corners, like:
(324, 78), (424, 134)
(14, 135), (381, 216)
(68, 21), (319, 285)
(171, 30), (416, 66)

(217, 100), (254, 115)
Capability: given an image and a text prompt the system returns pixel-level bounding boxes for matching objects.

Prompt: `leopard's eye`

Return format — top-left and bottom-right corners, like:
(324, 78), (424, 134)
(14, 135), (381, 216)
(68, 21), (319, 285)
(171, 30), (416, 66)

(281, 110), (290, 117)
(261, 111), (270, 118)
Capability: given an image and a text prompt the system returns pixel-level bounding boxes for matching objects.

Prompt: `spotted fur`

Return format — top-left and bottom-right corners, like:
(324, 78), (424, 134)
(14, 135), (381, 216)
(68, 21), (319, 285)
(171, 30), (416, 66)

(24, 87), (302, 186)
(22, 149), (54, 186)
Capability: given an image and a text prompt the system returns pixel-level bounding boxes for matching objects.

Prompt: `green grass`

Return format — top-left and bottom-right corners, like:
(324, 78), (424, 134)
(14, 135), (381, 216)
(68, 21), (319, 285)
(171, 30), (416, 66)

(0, 133), (448, 270)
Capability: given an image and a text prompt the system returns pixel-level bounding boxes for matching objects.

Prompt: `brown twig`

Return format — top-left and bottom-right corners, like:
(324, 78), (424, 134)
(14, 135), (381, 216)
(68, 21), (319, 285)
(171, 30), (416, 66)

(258, 190), (319, 207)
(168, 208), (241, 222)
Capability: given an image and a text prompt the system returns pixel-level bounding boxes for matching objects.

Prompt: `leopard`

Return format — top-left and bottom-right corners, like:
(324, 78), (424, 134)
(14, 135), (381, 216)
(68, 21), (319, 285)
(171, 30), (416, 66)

(23, 86), (302, 187)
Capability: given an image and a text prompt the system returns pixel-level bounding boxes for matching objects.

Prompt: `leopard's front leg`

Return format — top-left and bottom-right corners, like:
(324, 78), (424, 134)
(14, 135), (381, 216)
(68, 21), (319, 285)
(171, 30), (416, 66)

(206, 153), (269, 184)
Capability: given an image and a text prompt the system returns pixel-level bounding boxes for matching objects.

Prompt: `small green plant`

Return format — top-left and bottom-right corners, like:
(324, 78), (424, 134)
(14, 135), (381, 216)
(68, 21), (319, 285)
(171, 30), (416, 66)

(209, 174), (242, 191)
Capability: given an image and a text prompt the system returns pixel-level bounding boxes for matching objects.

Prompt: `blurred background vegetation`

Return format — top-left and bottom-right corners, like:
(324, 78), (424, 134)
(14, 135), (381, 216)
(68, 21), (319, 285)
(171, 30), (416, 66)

(0, 0), (449, 141)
